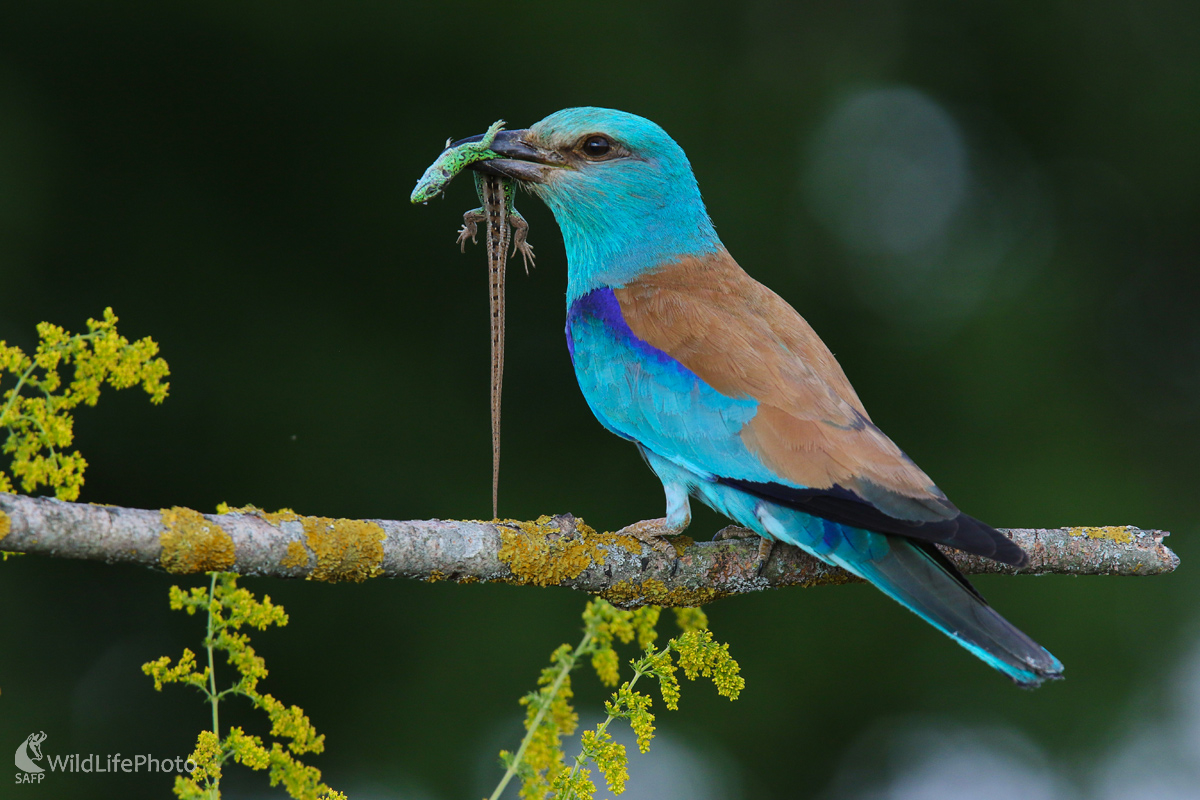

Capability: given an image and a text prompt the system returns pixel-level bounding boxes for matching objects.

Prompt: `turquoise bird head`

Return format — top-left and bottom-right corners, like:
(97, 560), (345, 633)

(469, 107), (722, 300)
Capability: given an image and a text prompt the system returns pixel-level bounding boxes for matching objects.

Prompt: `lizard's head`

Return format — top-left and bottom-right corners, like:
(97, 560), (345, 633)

(457, 107), (720, 287)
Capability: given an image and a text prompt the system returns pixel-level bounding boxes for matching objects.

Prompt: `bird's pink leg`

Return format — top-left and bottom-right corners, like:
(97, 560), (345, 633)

(616, 482), (690, 559)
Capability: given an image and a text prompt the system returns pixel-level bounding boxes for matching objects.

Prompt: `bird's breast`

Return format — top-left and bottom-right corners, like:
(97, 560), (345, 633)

(564, 286), (759, 451)
(565, 287), (681, 372)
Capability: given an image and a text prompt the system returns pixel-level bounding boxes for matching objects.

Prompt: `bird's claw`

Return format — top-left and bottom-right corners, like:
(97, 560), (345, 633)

(615, 517), (681, 560)
(713, 525), (756, 541)
(713, 525), (773, 575)
(755, 537), (776, 577)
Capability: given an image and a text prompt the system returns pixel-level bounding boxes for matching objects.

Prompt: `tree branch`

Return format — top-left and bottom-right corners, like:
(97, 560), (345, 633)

(0, 493), (1178, 608)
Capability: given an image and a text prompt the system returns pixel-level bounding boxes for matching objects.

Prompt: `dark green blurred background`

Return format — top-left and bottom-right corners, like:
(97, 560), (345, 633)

(1, 1), (1196, 798)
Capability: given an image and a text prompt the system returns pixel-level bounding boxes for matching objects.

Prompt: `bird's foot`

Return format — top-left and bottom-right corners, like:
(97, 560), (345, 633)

(615, 517), (683, 559)
(713, 526), (775, 575)
(713, 525), (756, 541)
(755, 537), (776, 577)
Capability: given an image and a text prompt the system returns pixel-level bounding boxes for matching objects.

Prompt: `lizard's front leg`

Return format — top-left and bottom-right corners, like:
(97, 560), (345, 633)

(508, 210), (536, 274)
(457, 207), (485, 251)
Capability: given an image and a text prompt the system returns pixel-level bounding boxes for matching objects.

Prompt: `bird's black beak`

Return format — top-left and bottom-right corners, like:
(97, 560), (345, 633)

(450, 129), (566, 184)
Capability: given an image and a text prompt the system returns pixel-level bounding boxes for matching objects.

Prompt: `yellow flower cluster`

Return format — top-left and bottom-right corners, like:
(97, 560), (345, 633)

(672, 605), (709, 633)
(580, 728), (627, 794)
(632, 606), (660, 650)
(584, 600), (663, 687)
(143, 648), (208, 693)
(552, 767), (596, 800)
(175, 730), (224, 797)
(0, 308), (169, 500)
(494, 598), (743, 800)
(640, 646), (681, 711)
(604, 683), (656, 754)
(141, 573), (343, 800)
(670, 628), (745, 701)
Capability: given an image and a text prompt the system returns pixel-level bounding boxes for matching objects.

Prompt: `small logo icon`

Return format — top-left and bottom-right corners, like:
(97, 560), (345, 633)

(15, 732), (47, 774)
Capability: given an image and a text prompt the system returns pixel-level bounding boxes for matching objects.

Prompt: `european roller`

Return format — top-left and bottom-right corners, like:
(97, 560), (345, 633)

(458, 107), (1063, 688)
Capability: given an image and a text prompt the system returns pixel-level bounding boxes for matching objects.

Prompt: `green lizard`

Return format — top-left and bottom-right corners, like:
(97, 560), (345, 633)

(411, 119), (534, 517)
(409, 118), (504, 204)
(409, 118), (535, 272)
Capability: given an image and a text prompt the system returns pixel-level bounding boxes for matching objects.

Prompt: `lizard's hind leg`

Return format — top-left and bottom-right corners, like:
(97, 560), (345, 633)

(510, 211), (536, 274)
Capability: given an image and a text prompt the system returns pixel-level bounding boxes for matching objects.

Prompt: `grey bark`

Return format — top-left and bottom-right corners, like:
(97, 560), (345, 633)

(0, 493), (1178, 608)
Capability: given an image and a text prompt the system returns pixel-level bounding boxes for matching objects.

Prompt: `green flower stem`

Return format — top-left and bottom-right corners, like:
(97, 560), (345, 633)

(557, 648), (663, 800)
(205, 573), (220, 742)
(488, 631), (595, 800)
(0, 360), (38, 428)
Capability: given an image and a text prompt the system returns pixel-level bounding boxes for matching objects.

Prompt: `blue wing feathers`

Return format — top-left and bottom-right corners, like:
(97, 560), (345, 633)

(722, 478), (1028, 567)
(845, 535), (1064, 686)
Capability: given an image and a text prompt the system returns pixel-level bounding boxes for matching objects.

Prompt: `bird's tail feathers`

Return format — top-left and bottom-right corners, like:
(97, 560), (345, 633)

(834, 538), (1064, 688)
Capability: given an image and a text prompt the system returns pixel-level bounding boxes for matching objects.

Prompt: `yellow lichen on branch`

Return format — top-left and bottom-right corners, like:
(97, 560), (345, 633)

(600, 578), (726, 609)
(1069, 525), (1135, 545)
(497, 514), (641, 588)
(159, 507), (236, 573)
(281, 540), (309, 570)
(0, 509), (9, 543)
(264, 510), (385, 583)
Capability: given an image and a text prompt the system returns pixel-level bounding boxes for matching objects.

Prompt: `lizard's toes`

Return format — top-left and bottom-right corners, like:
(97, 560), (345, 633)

(515, 243), (536, 274)
(456, 229), (477, 252)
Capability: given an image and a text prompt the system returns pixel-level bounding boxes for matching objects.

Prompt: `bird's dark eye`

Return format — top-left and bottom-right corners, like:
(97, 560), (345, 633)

(581, 135), (612, 158)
